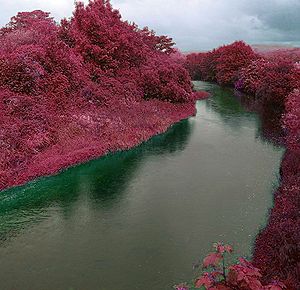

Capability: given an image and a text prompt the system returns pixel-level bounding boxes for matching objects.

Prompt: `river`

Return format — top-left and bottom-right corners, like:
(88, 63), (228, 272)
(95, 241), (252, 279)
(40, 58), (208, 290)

(0, 81), (284, 290)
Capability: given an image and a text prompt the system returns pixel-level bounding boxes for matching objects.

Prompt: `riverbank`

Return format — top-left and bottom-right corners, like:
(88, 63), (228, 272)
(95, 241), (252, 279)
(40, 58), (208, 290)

(1, 100), (196, 191)
(253, 149), (300, 289)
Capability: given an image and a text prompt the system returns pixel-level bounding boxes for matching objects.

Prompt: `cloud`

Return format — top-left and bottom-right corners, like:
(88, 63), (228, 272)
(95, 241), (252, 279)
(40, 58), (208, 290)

(0, 0), (299, 51)
(0, 0), (75, 25)
(110, 0), (300, 50)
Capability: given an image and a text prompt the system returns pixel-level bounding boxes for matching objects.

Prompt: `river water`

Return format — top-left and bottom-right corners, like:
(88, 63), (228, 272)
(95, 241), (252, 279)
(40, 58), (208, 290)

(0, 82), (284, 290)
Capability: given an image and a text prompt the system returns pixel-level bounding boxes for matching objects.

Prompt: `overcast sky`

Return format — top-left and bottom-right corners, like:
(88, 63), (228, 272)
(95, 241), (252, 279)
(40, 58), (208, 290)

(1, 0), (299, 51)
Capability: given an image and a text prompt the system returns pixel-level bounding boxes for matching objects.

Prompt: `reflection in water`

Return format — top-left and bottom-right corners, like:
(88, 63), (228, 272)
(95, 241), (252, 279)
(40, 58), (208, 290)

(234, 90), (285, 145)
(205, 86), (258, 130)
(205, 84), (283, 145)
(256, 105), (284, 145)
(0, 120), (193, 244)
(0, 82), (284, 290)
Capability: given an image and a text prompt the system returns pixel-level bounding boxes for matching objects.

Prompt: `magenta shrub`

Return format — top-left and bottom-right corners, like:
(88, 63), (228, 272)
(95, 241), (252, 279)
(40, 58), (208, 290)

(214, 41), (258, 86)
(0, 0), (200, 191)
(184, 52), (207, 80)
(236, 58), (269, 95)
(185, 41), (257, 85)
(283, 90), (300, 151)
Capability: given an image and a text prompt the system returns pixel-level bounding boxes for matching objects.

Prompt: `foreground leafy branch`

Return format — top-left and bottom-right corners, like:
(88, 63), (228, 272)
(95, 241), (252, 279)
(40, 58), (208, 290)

(175, 243), (286, 290)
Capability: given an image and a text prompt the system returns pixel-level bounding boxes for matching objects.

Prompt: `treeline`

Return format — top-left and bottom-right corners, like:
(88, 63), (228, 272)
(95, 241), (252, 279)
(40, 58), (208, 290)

(186, 41), (299, 111)
(185, 42), (300, 289)
(0, 0), (197, 190)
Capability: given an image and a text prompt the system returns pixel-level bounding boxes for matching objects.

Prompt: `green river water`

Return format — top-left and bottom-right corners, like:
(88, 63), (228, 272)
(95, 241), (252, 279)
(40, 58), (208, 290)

(0, 82), (284, 290)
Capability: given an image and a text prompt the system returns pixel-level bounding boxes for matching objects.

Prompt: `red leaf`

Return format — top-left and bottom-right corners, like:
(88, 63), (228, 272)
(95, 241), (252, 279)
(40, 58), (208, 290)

(214, 242), (233, 254)
(174, 283), (189, 290)
(195, 273), (214, 288)
(224, 244), (233, 253)
(264, 286), (283, 290)
(210, 270), (223, 279)
(264, 281), (287, 290)
(210, 285), (232, 290)
(203, 253), (223, 268)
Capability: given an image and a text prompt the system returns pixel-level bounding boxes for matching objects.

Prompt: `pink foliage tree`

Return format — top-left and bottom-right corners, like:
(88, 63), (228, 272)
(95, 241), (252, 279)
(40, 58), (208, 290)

(0, 0), (197, 190)
(214, 41), (257, 86)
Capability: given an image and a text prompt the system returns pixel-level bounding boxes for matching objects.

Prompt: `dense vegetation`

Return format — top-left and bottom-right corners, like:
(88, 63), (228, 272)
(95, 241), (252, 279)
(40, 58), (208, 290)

(0, 0), (201, 191)
(185, 42), (300, 289)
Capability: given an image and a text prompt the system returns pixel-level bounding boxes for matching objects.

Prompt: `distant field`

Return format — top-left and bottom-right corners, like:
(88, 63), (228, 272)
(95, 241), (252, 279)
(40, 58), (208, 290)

(252, 44), (300, 52)
(183, 43), (300, 55)
(251, 44), (300, 61)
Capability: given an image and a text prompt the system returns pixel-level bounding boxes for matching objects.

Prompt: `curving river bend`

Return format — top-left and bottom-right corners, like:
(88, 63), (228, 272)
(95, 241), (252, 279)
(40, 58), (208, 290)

(0, 82), (284, 290)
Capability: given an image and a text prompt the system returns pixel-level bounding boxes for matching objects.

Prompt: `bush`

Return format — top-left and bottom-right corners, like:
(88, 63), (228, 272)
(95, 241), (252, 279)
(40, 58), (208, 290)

(175, 242), (286, 290)
(185, 41), (257, 85)
(214, 41), (257, 86)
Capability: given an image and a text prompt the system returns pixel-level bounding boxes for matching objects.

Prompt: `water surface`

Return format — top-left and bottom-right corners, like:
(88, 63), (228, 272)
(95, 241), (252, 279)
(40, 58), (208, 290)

(0, 82), (284, 290)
